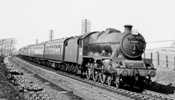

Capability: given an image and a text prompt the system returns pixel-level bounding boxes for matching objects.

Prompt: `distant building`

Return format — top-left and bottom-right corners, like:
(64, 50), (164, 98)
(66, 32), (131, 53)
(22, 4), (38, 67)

(145, 41), (175, 70)
(0, 38), (16, 56)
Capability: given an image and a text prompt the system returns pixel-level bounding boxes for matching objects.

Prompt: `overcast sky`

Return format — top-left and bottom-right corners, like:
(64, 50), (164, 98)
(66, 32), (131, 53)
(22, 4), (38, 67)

(0, 0), (174, 49)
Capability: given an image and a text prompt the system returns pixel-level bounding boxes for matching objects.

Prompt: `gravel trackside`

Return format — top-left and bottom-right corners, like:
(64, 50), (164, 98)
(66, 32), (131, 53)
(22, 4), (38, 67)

(5, 57), (83, 100)
(10, 57), (133, 100)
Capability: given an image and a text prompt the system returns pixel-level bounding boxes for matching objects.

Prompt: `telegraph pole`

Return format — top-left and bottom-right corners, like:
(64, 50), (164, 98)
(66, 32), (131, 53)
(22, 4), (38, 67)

(50, 29), (54, 41)
(81, 19), (91, 34)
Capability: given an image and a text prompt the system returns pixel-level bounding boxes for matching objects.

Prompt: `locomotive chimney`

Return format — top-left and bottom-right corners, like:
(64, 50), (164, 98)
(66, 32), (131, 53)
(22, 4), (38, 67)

(124, 25), (133, 34)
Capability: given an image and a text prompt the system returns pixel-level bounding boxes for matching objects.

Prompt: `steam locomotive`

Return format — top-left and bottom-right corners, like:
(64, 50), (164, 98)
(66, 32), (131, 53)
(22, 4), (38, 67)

(18, 25), (156, 90)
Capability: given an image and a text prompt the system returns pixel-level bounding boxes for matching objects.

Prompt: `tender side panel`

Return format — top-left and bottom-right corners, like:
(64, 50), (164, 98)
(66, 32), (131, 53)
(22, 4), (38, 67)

(64, 37), (79, 63)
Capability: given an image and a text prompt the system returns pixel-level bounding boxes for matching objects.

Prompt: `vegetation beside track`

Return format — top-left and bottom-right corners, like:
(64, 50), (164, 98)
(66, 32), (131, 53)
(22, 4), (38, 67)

(0, 56), (25, 100)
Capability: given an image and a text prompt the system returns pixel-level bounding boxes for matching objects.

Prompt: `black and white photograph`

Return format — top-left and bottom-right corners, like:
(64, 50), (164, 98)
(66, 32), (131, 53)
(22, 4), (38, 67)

(0, 0), (175, 100)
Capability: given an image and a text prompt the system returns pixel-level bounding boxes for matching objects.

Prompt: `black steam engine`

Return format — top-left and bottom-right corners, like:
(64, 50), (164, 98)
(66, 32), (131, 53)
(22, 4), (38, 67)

(19, 25), (156, 90)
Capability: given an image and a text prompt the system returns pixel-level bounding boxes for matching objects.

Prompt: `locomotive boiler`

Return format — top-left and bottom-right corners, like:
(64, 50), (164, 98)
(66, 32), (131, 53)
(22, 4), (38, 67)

(83, 25), (145, 59)
(18, 25), (156, 91)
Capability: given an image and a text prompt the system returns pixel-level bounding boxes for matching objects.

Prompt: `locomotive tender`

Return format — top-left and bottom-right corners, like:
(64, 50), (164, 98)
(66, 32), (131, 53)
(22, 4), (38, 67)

(19, 25), (156, 90)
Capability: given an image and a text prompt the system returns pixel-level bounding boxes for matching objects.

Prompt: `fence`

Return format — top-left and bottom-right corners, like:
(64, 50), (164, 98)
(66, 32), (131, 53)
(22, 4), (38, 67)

(144, 51), (175, 70)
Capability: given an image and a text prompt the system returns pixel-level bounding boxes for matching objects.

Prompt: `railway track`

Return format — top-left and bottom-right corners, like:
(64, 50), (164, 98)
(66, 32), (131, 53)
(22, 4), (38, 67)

(10, 57), (174, 100)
